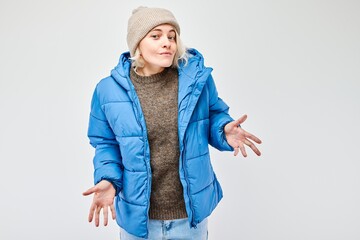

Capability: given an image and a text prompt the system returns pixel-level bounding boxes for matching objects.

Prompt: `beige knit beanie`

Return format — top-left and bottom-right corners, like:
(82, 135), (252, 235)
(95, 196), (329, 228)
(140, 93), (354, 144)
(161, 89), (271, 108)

(127, 6), (181, 57)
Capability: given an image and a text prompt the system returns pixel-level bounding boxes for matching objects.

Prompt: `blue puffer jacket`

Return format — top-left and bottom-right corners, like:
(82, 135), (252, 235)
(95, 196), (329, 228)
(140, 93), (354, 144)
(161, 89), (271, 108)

(88, 48), (234, 238)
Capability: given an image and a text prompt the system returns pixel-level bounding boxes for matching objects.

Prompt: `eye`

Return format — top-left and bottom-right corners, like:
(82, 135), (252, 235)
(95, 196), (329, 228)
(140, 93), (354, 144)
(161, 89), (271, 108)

(168, 35), (176, 41)
(150, 34), (160, 39)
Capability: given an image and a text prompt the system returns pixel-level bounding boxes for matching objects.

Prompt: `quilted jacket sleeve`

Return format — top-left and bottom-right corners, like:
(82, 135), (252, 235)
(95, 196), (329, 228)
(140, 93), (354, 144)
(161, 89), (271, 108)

(207, 75), (234, 151)
(87, 87), (123, 194)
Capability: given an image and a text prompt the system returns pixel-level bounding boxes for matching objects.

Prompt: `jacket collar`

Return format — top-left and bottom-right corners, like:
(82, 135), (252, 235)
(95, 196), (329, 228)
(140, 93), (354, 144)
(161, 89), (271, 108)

(110, 48), (209, 91)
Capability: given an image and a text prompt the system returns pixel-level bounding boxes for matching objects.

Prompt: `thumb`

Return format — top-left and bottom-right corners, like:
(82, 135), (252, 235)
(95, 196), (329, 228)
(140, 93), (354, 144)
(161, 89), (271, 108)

(233, 114), (247, 126)
(82, 186), (97, 196)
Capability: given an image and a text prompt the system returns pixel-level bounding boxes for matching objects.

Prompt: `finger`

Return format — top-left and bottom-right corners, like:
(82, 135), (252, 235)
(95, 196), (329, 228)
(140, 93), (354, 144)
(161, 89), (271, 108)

(233, 114), (248, 126)
(83, 186), (97, 196)
(239, 143), (247, 157)
(245, 132), (262, 144)
(88, 203), (95, 223)
(110, 204), (116, 220)
(234, 147), (239, 156)
(95, 206), (101, 227)
(244, 140), (261, 156)
(103, 206), (109, 226)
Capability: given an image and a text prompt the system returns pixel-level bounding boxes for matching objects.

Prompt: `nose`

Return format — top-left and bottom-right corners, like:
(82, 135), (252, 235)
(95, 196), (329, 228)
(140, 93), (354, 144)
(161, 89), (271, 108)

(162, 36), (171, 48)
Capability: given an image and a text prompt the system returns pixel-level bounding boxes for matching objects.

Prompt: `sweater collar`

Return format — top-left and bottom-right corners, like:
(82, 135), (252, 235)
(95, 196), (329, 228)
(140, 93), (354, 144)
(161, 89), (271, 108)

(130, 67), (174, 84)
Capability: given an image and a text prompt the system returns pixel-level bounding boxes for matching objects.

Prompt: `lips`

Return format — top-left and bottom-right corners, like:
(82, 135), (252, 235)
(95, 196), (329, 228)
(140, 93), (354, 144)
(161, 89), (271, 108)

(160, 52), (173, 56)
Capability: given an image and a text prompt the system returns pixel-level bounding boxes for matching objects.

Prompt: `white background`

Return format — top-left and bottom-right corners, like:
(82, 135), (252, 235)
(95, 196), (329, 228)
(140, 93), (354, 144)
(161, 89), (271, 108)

(1, 0), (359, 239)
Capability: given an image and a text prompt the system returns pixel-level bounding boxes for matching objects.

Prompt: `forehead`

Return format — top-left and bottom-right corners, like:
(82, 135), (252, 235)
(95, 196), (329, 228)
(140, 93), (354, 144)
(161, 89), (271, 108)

(150, 24), (176, 32)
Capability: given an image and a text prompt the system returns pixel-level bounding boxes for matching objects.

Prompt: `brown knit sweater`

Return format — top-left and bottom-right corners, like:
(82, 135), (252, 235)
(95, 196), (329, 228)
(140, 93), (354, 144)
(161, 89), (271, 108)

(130, 67), (187, 220)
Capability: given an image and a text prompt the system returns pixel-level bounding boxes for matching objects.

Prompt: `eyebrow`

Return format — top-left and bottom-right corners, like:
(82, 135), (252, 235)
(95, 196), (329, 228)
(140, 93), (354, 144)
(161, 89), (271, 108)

(151, 28), (176, 33)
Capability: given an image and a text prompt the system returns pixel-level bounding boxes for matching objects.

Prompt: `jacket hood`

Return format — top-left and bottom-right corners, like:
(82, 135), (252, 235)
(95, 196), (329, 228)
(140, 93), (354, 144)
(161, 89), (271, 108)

(110, 48), (208, 90)
(110, 51), (132, 91)
(180, 48), (207, 74)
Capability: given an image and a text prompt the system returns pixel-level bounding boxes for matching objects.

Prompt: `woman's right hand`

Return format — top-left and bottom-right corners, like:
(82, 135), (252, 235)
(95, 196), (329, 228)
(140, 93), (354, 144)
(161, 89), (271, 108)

(82, 180), (116, 226)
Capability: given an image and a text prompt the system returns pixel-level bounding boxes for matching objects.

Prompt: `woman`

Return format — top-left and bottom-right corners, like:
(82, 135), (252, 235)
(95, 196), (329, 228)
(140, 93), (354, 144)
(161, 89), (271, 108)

(83, 6), (261, 239)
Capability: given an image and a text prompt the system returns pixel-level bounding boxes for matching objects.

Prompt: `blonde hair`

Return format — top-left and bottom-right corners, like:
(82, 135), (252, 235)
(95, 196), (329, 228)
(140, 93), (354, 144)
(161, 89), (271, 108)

(130, 31), (188, 71)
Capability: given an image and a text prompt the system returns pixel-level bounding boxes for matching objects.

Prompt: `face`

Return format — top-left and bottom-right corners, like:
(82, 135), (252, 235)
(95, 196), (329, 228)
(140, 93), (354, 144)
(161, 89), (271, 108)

(138, 24), (177, 76)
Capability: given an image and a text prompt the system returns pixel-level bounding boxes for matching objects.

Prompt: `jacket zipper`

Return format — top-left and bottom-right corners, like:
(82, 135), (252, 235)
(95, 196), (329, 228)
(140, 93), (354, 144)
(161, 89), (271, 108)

(182, 139), (196, 228)
(129, 87), (152, 238)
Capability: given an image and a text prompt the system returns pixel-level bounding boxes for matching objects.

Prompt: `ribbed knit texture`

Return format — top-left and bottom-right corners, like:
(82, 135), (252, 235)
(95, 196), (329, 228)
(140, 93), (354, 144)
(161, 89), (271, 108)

(130, 67), (187, 220)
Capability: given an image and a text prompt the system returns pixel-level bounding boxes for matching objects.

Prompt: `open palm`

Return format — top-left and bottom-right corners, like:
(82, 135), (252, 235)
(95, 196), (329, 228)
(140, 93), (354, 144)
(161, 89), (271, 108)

(83, 180), (116, 227)
(224, 114), (262, 157)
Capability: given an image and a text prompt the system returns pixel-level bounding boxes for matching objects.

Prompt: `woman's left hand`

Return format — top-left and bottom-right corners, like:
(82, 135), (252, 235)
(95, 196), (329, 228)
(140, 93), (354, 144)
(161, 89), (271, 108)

(224, 114), (262, 157)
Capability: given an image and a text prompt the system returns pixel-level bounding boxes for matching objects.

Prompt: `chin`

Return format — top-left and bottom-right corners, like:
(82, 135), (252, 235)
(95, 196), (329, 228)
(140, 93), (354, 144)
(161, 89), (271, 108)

(158, 62), (173, 68)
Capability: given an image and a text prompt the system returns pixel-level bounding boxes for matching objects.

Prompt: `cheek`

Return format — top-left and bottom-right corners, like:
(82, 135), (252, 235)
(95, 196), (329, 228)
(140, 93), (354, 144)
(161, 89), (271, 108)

(172, 43), (178, 52)
(140, 50), (155, 62)
(138, 47), (151, 60)
(139, 45), (156, 57)
(139, 41), (154, 55)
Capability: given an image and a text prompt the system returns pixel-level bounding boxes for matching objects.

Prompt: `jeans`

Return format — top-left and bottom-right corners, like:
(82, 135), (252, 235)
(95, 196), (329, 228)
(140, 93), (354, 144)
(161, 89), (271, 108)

(120, 218), (208, 240)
